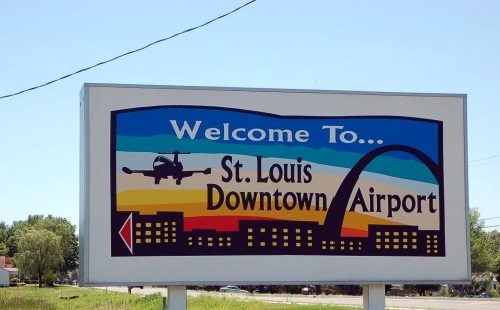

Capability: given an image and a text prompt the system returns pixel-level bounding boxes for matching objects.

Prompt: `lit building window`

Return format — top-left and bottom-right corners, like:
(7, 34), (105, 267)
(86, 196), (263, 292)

(136, 223), (142, 228)
(136, 239), (141, 244)
(156, 223), (161, 228)
(146, 223), (152, 228)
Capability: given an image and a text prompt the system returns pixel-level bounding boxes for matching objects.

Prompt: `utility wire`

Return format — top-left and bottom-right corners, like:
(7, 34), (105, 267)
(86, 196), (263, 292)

(483, 224), (500, 229)
(0, 0), (256, 100)
(469, 154), (500, 163)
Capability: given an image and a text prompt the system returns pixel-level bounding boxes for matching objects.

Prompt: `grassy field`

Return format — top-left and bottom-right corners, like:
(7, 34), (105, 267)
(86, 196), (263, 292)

(0, 285), (361, 310)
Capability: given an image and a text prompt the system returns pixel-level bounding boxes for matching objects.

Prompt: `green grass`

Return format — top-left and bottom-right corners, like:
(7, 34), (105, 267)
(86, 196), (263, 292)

(0, 285), (360, 310)
(189, 295), (359, 310)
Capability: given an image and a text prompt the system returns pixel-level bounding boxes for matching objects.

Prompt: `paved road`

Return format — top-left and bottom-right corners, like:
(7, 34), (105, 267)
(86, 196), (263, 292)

(98, 286), (500, 310)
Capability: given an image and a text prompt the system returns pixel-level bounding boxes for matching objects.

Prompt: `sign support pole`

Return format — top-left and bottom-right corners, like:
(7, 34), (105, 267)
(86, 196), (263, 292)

(362, 284), (385, 310)
(167, 285), (187, 310)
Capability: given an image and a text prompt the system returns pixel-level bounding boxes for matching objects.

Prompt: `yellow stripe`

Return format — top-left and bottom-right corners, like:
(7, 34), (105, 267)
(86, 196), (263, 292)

(117, 190), (326, 223)
(117, 190), (402, 228)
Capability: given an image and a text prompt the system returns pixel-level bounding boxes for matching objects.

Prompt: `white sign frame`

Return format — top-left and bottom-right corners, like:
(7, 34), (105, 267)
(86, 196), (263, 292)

(80, 83), (469, 286)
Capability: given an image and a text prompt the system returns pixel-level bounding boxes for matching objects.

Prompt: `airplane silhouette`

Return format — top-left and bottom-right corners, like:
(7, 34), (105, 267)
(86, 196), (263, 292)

(122, 151), (211, 185)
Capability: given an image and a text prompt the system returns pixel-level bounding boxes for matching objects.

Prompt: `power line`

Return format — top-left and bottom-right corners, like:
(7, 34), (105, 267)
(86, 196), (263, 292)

(469, 154), (500, 163)
(483, 224), (500, 229)
(468, 155), (500, 168)
(0, 0), (256, 100)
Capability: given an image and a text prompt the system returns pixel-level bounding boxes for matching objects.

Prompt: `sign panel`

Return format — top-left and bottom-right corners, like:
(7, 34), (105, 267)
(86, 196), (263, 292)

(80, 84), (469, 285)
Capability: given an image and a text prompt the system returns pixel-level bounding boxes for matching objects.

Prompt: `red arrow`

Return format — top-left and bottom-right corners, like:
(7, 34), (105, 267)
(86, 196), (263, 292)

(119, 213), (133, 254)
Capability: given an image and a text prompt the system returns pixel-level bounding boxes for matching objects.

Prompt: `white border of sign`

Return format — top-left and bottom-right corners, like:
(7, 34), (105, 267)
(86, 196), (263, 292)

(80, 84), (469, 286)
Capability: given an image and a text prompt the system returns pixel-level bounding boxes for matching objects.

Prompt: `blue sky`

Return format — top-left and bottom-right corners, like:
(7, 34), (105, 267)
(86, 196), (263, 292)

(1, 1), (499, 230)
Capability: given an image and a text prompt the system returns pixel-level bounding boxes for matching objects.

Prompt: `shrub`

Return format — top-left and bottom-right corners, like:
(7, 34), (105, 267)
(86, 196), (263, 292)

(488, 289), (498, 298)
(10, 277), (20, 287)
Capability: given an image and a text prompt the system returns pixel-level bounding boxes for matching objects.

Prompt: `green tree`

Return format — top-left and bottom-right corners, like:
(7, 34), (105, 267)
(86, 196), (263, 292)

(33, 216), (79, 272)
(13, 228), (64, 287)
(487, 230), (500, 281)
(6, 215), (78, 272)
(0, 221), (8, 256)
(6, 215), (45, 257)
(453, 208), (495, 296)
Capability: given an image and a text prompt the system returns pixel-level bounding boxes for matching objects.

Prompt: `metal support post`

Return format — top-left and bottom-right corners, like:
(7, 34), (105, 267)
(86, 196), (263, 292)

(363, 284), (385, 310)
(167, 285), (187, 310)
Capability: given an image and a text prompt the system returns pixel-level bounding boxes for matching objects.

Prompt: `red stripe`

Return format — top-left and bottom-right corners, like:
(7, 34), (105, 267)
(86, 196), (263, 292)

(184, 216), (278, 232)
(341, 227), (368, 238)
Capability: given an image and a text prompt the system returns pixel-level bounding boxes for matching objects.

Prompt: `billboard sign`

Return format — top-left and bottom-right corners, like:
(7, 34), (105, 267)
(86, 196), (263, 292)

(80, 84), (469, 285)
